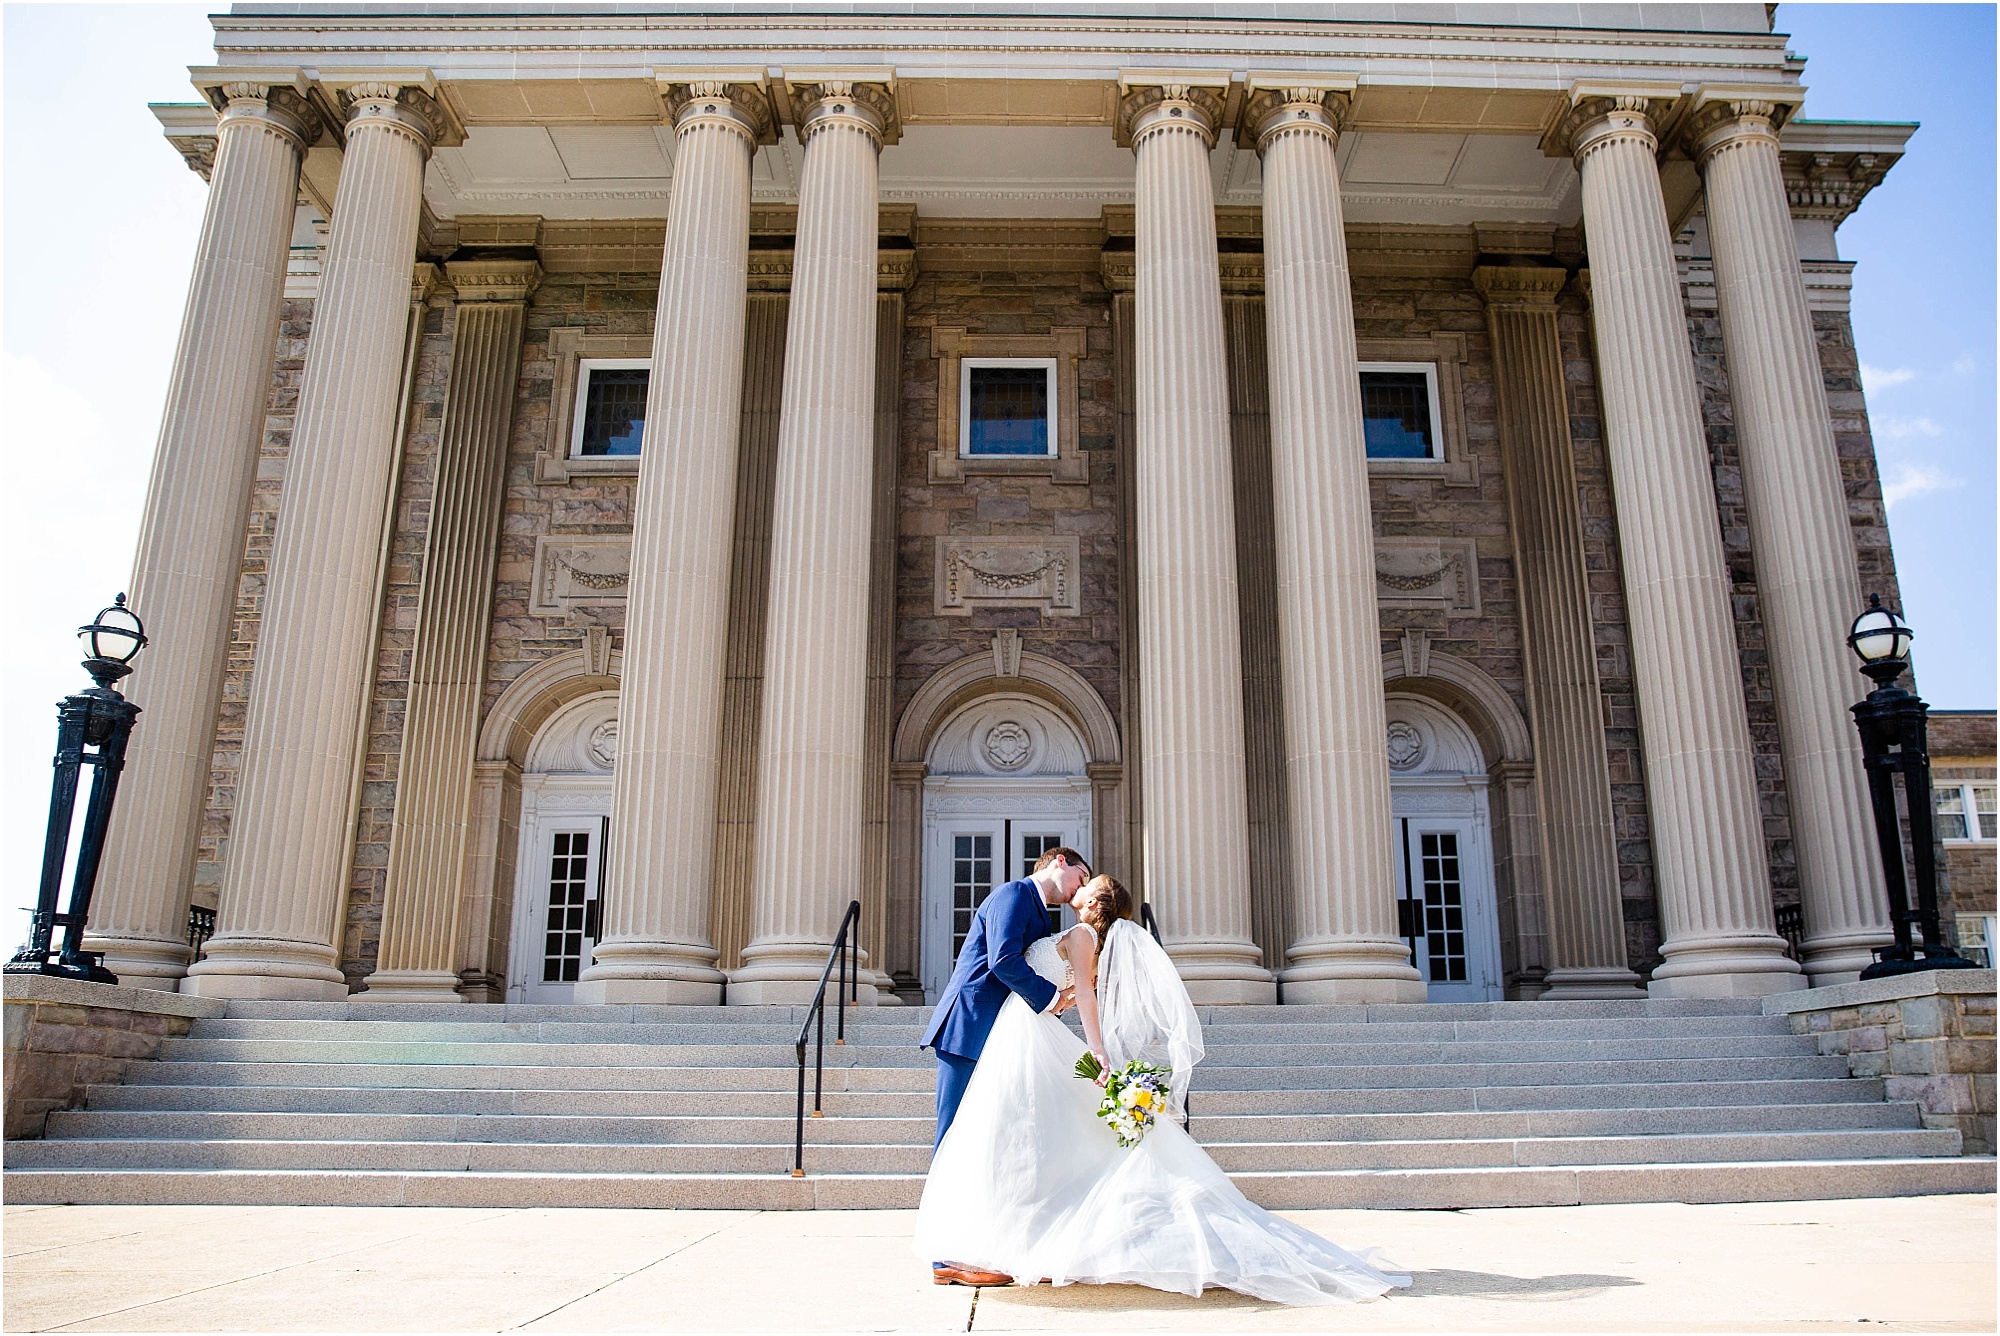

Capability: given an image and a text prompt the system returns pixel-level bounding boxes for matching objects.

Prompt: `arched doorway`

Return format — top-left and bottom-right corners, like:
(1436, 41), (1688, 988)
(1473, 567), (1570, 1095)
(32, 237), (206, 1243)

(919, 694), (1092, 999)
(1386, 694), (1505, 1002)
(505, 690), (619, 1004)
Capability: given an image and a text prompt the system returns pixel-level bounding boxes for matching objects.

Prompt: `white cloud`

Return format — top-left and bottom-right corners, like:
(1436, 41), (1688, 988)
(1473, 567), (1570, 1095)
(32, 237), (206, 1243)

(1875, 415), (1947, 441)
(1861, 363), (1918, 395)
(1881, 462), (1959, 510)
(1950, 354), (1980, 377)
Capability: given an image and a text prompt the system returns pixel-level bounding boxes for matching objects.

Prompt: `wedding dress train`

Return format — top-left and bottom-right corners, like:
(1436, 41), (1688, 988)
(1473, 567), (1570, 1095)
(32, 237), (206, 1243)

(912, 926), (1410, 1306)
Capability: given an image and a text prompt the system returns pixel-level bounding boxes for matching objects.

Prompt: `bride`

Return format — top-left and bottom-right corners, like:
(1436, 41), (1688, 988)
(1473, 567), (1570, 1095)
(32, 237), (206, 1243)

(912, 875), (1410, 1306)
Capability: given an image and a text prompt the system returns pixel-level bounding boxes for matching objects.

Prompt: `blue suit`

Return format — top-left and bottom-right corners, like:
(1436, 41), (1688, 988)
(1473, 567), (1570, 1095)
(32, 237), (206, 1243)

(922, 877), (1057, 1148)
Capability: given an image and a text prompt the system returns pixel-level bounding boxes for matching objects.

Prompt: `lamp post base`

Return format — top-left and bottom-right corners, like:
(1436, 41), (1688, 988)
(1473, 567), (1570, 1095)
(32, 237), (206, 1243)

(1859, 951), (1984, 981)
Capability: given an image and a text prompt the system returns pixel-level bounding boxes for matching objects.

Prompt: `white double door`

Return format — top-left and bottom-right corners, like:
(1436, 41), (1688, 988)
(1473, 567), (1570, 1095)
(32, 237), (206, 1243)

(1389, 782), (1503, 1002)
(508, 775), (611, 1003)
(921, 779), (1091, 1001)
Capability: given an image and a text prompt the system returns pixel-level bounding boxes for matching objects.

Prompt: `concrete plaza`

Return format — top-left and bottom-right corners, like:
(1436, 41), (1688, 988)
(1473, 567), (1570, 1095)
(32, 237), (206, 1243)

(3, 1194), (1992, 1332)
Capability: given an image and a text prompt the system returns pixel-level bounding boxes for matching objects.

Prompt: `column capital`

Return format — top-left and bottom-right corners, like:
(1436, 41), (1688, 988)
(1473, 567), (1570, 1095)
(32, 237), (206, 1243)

(1540, 79), (1682, 163)
(660, 71), (778, 146)
(322, 70), (463, 151)
(1238, 75), (1356, 152)
(190, 67), (326, 152)
(1115, 72), (1228, 149)
(784, 70), (899, 147)
(412, 261), (443, 306)
(1685, 83), (1805, 167)
(444, 258), (542, 304)
(1472, 264), (1569, 311)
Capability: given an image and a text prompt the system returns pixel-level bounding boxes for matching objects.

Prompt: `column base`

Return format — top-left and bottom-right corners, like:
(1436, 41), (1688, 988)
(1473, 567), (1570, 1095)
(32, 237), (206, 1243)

(180, 937), (349, 1001)
(728, 941), (883, 1006)
(84, 934), (193, 992)
(1540, 965), (1647, 999)
(1164, 939), (1276, 1005)
(359, 969), (466, 1002)
(1647, 932), (1807, 998)
(1279, 975), (1428, 1005)
(1279, 936), (1426, 1005)
(1800, 930), (1895, 988)
(573, 938), (727, 1005)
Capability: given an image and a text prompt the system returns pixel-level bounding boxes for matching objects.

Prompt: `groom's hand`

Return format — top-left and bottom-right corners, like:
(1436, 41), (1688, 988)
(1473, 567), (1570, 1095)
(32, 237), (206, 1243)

(1053, 984), (1076, 1014)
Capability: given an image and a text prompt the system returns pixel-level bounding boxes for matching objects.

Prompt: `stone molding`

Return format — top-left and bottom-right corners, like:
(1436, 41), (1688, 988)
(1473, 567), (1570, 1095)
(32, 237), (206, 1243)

(443, 257), (542, 303)
(1373, 536), (1481, 614)
(319, 69), (464, 150)
(934, 535), (1083, 617)
(537, 327), (652, 481)
(1683, 82), (1805, 165)
(784, 70), (900, 146)
(1357, 331), (1474, 485)
(1540, 79), (1685, 162)
(528, 535), (632, 614)
(893, 649), (1121, 767)
(1114, 71), (1229, 147)
(658, 72), (778, 145)
(1238, 74), (1356, 151)
(927, 325), (1088, 484)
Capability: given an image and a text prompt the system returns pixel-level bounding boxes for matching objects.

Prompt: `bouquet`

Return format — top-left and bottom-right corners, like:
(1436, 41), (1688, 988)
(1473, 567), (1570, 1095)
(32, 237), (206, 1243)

(1074, 1052), (1174, 1148)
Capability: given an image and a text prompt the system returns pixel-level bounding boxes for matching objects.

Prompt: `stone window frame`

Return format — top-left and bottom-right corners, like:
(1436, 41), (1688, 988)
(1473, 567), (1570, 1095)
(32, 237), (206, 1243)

(960, 356), (1060, 461)
(536, 328), (653, 483)
(930, 326), (1088, 485)
(569, 357), (651, 461)
(1356, 332), (1475, 486)
(1358, 359), (1445, 464)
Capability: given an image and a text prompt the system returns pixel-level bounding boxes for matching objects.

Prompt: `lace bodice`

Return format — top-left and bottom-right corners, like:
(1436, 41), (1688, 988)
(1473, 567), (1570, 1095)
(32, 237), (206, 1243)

(1025, 924), (1097, 989)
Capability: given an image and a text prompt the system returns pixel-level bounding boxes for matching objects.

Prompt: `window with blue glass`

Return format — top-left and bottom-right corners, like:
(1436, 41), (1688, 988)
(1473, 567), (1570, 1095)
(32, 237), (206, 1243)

(1359, 363), (1442, 461)
(571, 359), (650, 457)
(961, 358), (1057, 458)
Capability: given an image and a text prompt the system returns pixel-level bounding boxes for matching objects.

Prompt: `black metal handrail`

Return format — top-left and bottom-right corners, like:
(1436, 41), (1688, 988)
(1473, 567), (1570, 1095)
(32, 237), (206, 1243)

(792, 899), (861, 1178)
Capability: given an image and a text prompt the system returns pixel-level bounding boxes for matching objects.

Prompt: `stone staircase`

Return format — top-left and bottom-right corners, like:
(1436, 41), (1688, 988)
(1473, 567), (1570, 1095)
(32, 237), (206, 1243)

(5, 998), (1991, 1209)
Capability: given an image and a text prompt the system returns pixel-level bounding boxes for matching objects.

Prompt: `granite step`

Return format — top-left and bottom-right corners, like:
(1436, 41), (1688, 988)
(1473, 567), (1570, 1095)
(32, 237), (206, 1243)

(6, 1157), (1990, 1212)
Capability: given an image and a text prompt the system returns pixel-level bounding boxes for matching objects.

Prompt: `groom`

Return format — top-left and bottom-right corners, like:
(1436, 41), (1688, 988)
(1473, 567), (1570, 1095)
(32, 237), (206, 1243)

(921, 845), (1091, 1287)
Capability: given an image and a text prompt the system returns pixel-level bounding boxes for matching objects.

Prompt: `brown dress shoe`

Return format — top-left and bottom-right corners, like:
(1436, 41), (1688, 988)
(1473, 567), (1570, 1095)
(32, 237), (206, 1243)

(932, 1262), (1014, 1287)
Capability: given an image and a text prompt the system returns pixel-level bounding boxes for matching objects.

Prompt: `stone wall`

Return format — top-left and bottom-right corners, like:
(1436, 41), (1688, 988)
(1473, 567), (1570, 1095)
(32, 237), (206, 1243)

(892, 265), (1123, 737)
(1765, 969), (1996, 1156)
(1564, 287), (1662, 973)
(3, 976), (223, 1139)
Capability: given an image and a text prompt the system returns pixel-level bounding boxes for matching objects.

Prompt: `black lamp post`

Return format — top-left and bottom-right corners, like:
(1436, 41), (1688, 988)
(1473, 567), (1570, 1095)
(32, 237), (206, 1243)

(1846, 595), (1979, 980)
(6, 595), (149, 984)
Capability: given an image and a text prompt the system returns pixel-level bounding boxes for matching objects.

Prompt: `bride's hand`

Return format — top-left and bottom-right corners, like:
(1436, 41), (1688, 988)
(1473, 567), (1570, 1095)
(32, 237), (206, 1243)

(1090, 1052), (1108, 1086)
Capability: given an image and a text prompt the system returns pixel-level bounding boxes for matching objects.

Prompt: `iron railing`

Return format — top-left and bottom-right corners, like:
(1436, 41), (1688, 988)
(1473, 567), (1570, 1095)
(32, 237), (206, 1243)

(792, 899), (861, 1178)
(186, 905), (216, 958)
(1775, 904), (1806, 962)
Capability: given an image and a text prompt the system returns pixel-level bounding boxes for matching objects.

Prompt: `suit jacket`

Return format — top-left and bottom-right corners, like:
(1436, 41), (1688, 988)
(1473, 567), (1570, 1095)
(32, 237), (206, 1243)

(921, 876), (1058, 1061)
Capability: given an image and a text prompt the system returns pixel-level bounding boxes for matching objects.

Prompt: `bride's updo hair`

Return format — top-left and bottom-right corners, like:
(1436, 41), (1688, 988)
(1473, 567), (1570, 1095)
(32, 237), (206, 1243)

(1076, 874), (1132, 938)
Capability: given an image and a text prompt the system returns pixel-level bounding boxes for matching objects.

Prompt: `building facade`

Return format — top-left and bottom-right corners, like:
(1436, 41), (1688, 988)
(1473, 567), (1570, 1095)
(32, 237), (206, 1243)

(87, 4), (1923, 1010)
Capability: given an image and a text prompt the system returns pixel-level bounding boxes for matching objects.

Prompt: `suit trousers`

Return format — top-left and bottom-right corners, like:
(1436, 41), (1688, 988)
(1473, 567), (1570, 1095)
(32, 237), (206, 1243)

(933, 1050), (979, 1151)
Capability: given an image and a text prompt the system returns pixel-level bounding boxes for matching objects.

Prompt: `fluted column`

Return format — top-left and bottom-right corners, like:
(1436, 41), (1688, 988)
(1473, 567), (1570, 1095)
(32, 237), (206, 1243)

(1474, 264), (1644, 998)
(570, 80), (772, 1005)
(184, 78), (452, 1000)
(1247, 81), (1421, 1005)
(1689, 90), (1892, 985)
(729, 77), (895, 1004)
(1549, 84), (1802, 997)
(86, 78), (319, 989)
(1118, 78), (1275, 1003)
(365, 259), (540, 1002)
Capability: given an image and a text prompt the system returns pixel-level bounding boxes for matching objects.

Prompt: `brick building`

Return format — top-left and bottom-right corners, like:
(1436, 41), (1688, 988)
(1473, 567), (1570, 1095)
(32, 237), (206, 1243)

(87, 4), (1928, 1009)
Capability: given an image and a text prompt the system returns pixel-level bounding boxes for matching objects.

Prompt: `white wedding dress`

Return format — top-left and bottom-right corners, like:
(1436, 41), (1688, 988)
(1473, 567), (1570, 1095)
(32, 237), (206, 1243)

(912, 921), (1410, 1306)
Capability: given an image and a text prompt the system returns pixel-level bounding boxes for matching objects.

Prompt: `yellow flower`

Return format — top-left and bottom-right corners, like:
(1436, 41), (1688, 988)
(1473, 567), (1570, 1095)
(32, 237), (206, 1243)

(1133, 1088), (1154, 1109)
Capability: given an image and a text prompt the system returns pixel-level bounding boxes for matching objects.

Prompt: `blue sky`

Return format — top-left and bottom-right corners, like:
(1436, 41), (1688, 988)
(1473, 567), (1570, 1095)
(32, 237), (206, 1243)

(1, 4), (1994, 949)
(1774, 3), (1997, 709)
